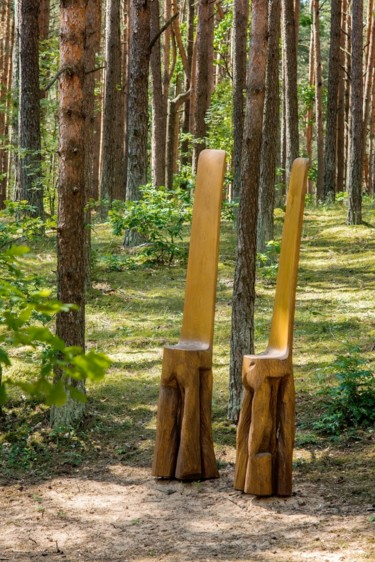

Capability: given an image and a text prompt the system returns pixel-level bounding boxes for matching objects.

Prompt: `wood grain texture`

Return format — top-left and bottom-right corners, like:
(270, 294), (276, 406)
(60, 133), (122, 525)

(152, 149), (226, 480)
(234, 158), (309, 496)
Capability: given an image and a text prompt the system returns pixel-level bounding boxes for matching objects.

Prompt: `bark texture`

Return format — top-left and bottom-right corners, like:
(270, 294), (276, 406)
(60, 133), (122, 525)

(257, 0), (280, 252)
(51, 0), (87, 429)
(347, 0), (363, 225)
(322, 0), (341, 201)
(100, 0), (124, 208)
(281, 0), (299, 184)
(192, 0), (214, 170)
(312, 0), (323, 201)
(228, 0), (268, 422)
(19, 0), (43, 216)
(150, 0), (167, 187)
(232, 0), (249, 200)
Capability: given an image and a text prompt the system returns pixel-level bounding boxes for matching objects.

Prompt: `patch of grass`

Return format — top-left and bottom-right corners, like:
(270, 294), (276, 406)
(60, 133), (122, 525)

(0, 202), (374, 505)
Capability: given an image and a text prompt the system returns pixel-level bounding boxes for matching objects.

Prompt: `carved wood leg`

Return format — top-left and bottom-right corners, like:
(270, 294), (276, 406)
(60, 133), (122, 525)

(245, 380), (273, 495)
(199, 368), (219, 479)
(152, 382), (180, 478)
(175, 365), (201, 479)
(276, 374), (295, 496)
(234, 386), (253, 491)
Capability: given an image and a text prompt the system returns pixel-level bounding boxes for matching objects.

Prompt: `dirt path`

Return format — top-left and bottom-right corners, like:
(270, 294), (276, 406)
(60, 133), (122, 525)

(1, 462), (374, 562)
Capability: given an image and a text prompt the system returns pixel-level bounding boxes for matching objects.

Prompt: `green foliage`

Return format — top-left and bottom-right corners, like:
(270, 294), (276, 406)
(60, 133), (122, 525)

(206, 79), (233, 155)
(109, 185), (192, 265)
(0, 206), (111, 407)
(313, 350), (375, 435)
(257, 240), (281, 281)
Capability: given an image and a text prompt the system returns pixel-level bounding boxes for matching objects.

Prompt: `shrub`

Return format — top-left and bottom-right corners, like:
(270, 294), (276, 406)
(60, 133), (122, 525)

(313, 350), (375, 435)
(109, 185), (192, 265)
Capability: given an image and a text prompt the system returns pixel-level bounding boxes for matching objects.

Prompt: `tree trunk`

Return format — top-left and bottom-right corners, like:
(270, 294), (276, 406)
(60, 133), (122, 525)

(347, 0), (363, 225)
(18, 0), (43, 217)
(257, 0), (281, 252)
(100, 0), (124, 210)
(232, 0), (249, 200)
(84, 0), (101, 289)
(312, 0), (324, 201)
(192, 0), (214, 171)
(166, 90), (190, 189)
(322, 0), (341, 201)
(150, 0), (167, 187)
(336, 0), (346, 194)
(362, 5), (375, 191)
(281, 0), (299, 185)
(0, 0), (12, 209)
(51, 0), (87, 429)
(306, 4), (314, 195)
(228, 0), (268, 423)
(126, 0), (150, 205)
(180, 0), (195, 166)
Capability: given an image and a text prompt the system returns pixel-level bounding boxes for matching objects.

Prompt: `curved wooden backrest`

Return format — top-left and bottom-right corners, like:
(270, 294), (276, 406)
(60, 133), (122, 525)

(180, 149), (226, 347)
(268, 158), (309, 353)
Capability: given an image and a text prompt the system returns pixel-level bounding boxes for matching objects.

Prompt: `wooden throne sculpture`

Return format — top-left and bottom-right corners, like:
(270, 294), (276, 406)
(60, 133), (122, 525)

(234, 157), (309, 496)
(152, 149), (226, 480)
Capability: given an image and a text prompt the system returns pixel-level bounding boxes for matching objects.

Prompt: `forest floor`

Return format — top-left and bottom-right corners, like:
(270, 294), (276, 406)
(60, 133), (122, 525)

(1, 200), (375, 561)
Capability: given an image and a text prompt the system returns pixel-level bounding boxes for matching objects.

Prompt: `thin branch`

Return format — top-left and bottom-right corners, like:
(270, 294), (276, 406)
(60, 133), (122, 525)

(149, 12), (179, 52)
(44, 65), (75, 91)
(85, 65), (106, 75)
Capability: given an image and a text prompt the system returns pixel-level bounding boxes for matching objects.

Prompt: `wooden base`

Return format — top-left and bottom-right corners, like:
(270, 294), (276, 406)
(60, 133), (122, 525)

(152, 346), (219, 480)
(234, 355), (295, 496)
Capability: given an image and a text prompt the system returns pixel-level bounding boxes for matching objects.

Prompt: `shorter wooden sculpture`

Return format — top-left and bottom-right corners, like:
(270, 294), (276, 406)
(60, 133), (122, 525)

(235, 157), (309, 496)
(152, 149), (226, 481)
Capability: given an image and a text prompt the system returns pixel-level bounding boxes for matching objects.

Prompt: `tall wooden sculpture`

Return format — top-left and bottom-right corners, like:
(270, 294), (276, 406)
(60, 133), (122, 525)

(152, 149), (226, 480)
(235, 158), (309, 496)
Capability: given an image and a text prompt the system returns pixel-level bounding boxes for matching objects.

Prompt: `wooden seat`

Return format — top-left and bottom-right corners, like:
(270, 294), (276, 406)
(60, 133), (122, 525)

(234, 157), (309, 496)
(152, 149), (226, 480)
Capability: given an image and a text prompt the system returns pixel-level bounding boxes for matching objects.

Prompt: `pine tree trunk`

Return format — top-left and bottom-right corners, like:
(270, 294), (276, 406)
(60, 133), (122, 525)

(180, 0), (195, 166)
(192, 0), (214, 171)
(306, 4), (314, 195)
(51, 0), (87, 429)
(312, 0), (324, 201)
(232, 0), (249, 200)
(84, 0), (101, 289)
(281, 0), (299, 184)
(100, 0), (124, 210)
(228, 0), (268, 423)
(257, 0), (280, 252)
(362, 6), (375, 191)
(126, 0), (150, 204)
(347, 0), (363, 225)
(150, 0), (167, 187)
(322, 0), (341, 201)
(0, 0), (12, 209)
(336, 0), (346, 194)
(19, 0), (43, 217)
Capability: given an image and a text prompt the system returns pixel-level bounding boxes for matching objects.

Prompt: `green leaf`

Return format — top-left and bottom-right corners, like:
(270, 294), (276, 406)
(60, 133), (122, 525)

(46, 380), (67, 407)
(0, 348), (11, 366)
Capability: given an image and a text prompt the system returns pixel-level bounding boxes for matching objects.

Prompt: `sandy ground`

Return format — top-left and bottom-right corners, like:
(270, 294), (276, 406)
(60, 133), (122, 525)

(1, 461), (374, 562)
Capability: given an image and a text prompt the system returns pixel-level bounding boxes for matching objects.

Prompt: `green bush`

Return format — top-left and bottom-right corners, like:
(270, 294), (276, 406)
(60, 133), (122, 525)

(313, 350), (375, 435)
(109, 185), (192, 265)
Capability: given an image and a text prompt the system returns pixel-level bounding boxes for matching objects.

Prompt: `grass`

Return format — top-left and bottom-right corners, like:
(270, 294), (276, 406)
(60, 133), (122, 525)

(0, 199), (374, 507)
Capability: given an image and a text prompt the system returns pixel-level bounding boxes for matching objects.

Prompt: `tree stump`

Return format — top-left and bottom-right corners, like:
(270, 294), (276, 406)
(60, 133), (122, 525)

(152, 149), (226, 481)
(234, 158), (309, 496)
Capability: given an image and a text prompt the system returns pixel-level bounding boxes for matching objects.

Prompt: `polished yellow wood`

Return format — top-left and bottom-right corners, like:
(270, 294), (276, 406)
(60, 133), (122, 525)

(152, 149), (226, 480)
(235, 157), (309, 496)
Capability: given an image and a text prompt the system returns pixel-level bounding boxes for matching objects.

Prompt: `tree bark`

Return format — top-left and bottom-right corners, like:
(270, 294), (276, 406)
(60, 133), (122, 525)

(0, 0), (12, 209)
(228, 0), (268, 423)
(84, 0), (101, 289)
(100, 0), (124, 210)
(281, 0), (299, 185)
(312, 0), (324, 201)
(322, 0), (341, 201)
(18, 0), (43, 217)
(232, 0), (249, 200)
(150, 0), (167, 187)
(306, 3), (314, 195)
(126, 0), (150, 204)
(192, 0), (214, 171)
(336, 0), (346, 193)
(347, 0), (363, 225)
(257, 0), (280, 252)
(51, 0), (87, 429)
